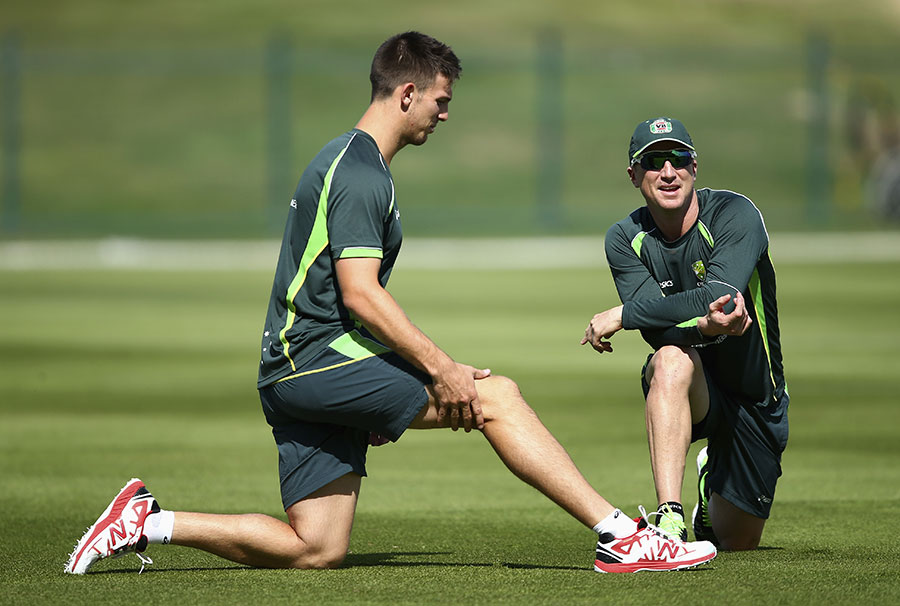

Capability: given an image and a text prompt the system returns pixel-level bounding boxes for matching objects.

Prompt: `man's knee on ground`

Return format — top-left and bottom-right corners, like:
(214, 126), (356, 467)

(289, 544), (348, 569)
(709, 494), (765, 552)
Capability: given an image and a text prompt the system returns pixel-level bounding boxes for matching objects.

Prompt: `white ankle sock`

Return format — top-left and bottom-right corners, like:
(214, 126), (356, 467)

(593, 509), (638, 539)
(143, 509), (175, 545)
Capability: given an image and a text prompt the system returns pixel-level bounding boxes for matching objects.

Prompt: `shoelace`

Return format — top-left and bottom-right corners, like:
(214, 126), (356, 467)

(637, 505), (682, 542)
(652, 507), (686, 536)
(136, 552), (153, 574)
(111, 544), (154, 574)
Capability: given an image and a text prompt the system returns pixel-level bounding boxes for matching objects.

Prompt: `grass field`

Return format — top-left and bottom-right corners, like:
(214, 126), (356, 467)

(1, 257), (899, 604)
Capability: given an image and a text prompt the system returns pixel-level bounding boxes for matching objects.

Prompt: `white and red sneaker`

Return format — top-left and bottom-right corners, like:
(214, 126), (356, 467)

(65, 478), (159, 574)
(594, 507), (717, 573)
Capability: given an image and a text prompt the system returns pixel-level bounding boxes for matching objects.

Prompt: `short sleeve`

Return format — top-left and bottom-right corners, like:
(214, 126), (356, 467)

(327, 161), (393, 260)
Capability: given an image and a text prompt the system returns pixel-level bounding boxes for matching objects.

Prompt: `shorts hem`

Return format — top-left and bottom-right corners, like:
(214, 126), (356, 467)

(383, 385), (429, 441)
(714, 486), (772, 520)
(690, 411), (711, 442)
(281, 466), (366, 511)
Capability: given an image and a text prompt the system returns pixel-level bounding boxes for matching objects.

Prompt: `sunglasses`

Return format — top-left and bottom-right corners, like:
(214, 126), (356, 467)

(632, 149), (696, 171)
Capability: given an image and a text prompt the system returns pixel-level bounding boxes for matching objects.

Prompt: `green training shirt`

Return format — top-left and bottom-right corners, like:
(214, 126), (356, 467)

(258, 129), (401, 388)
(605, 187), (788, 408)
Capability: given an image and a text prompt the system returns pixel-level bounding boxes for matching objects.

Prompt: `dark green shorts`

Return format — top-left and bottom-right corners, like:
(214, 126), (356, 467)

(642, 354), (789, 519)
(259, 344), (430, 509)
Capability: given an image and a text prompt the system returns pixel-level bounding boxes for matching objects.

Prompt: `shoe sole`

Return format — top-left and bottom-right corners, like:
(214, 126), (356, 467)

(65, 478), (145, 574)
(593, 550), (716, 573)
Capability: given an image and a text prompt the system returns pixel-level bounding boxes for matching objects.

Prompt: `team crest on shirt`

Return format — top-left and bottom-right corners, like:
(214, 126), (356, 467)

(650, 119), (672, 134)
(692, 260), (707, 281)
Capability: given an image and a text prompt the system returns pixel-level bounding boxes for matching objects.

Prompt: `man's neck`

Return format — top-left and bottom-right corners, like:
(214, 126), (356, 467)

(355, 103), (404, 166)
(648, 190), (699, 242)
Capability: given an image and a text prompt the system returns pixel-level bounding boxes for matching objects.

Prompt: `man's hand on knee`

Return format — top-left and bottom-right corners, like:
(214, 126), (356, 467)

(432, 363), (490, 431)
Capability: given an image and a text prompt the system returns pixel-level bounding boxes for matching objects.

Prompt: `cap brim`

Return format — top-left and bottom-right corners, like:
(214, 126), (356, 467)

(631, 138), (695, 159)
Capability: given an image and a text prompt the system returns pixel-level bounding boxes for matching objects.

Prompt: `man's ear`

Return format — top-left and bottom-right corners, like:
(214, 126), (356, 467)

(627, 166), (640, 188)
(400, 83), (416, 110)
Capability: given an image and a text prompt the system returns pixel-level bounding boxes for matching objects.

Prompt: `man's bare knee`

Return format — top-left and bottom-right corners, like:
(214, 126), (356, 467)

(709, 494), (765, 551)
(650, 345), (695, 371)
(486, 374), (521, 396)
(478, 375), (533, 422)
(647, 345), (698, 387)
(282, 475), (358, 570)
(289, 545), (347, 569)
(479, 375), (522, 404)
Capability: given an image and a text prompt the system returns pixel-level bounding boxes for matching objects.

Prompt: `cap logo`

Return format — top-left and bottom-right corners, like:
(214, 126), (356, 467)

(650, 119), (672, 134)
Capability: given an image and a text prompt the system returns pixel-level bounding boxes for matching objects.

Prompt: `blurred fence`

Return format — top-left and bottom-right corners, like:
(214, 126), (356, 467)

(1, 31), (899, 239)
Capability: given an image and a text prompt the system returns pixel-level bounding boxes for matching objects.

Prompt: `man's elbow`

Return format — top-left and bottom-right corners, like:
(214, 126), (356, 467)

(341, 284), (385, 322)
(341, 290), (367, 317)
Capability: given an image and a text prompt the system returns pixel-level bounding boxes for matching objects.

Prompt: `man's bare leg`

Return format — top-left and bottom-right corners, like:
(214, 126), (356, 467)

(171, 473), (361, 569)
(643, 345), (710, 506)
(409, 375), (616, 528)
(709, 492), (765, 551)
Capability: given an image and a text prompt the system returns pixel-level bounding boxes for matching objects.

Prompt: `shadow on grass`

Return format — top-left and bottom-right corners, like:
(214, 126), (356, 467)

(90, 553), (483, 574)
(85, 562), (253, 576)
(347, 552), (587, 571)
(89, 565), (252, 575)
(501, 562), (590, 571)
(345, 551), (490, 568)
(718, 546), (784, 554)
(504, 562), (718, 573)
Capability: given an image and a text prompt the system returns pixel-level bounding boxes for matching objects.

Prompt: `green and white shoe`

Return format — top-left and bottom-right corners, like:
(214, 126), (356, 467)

(655, 503), (688, 542)
(692, 446), (718, 544)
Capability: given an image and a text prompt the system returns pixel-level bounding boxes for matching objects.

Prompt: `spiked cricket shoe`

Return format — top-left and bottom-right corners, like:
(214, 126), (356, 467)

(65, 478), (159, 574)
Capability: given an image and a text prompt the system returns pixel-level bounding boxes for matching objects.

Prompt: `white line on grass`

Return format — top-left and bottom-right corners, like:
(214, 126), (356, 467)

(1, 232), (899, 271)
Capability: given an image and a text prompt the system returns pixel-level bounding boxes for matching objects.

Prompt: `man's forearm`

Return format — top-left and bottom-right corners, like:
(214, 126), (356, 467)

(622, 281), (738, 331)
(344, 284), (453, 377)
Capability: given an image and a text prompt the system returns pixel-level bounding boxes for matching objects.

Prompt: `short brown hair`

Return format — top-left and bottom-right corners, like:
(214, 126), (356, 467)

(369, 31), (462, 101)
